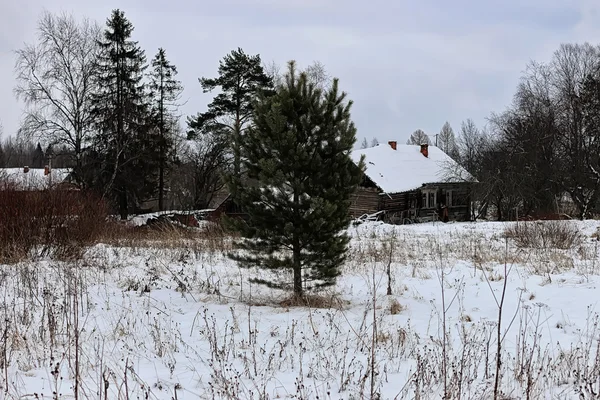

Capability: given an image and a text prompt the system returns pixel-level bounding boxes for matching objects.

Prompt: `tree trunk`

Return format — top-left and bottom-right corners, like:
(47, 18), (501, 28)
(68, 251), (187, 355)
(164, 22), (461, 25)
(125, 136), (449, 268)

(292, 187), (302, 297)
(159, 162), (165, 211)
(293, 243), (302, 297)
(119, 187), (128, 220)
(158, 75), (165, 212)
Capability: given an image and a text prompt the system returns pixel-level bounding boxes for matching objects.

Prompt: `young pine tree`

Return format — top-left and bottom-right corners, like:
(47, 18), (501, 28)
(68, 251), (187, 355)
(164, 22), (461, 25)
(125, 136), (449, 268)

(90, 9), (154, 219)
(227, 60), (365, 298)
(148, 48), (183, 211)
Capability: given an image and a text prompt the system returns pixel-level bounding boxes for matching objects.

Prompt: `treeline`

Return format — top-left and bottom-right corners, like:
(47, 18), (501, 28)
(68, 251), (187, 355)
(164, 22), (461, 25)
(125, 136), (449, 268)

(405, 43), (600, 220)
(8, 9), (293, 218)
(10, 9), (600, 221)
(0, 138), (73, 169)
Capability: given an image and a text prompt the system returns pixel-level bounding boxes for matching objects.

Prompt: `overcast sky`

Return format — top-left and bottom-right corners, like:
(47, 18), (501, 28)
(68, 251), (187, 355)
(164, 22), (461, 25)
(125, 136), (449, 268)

(1, 0), (600, 146)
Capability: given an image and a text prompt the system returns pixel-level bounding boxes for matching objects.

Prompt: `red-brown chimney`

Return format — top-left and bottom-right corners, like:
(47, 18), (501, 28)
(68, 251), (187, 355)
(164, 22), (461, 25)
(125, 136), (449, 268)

(388, 140), (397, 150)
(420, 143), (429, 157)
(44, 165), (50, 176)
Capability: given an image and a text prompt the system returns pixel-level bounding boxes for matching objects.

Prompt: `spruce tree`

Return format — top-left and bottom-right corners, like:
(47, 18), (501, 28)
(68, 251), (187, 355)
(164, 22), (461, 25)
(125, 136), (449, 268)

(227, 60), (365, 298)
(90, 9), (153, 219)
(148, 48), (183, 211)
(32, 143), (45, 168)
(187, 48), (274, 180)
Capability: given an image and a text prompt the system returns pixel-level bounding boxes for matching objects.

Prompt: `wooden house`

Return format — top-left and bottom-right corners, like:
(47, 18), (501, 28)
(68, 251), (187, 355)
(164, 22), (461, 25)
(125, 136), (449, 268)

(349, 141), (476, 224)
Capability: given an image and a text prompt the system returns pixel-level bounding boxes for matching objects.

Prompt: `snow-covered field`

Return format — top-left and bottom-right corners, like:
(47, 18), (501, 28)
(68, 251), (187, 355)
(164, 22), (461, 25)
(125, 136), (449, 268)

(2, 219), (600, 399)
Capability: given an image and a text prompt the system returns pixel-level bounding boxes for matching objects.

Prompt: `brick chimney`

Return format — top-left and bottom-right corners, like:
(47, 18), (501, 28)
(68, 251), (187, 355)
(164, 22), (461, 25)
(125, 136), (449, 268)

(23, 166), (29, 173)
(420, 143), (429, 157)
(388, 140), (397, 150)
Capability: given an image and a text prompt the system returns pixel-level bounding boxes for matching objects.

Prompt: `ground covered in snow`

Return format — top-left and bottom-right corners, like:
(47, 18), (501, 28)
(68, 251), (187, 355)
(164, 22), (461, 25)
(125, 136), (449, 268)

(2, 219), (600, 399)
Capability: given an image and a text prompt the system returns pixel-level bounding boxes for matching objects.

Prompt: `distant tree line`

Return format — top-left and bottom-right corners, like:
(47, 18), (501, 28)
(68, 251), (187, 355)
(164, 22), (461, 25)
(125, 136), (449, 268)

(406, 43), (600, 221)
(9, 9), (600, 223)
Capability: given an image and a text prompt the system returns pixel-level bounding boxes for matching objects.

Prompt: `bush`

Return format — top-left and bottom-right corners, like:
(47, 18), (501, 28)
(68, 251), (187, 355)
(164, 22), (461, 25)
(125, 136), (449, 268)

(0, 185), (108, 262)
(504, 220), (583, 250)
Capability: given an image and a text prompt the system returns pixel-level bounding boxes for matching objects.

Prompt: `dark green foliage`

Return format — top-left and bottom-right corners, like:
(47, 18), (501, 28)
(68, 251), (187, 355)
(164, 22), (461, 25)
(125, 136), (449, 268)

(32, 143), (44, 168)
(148, 48), (183, 211)
(226, 60), (365, 296)
(187, 47), (274, 178)
(88, 9), (157, 219)
(578, 72), (600, 213)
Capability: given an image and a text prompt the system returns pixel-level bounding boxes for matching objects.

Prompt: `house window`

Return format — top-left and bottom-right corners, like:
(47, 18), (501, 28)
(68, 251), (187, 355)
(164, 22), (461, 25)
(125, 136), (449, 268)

(422, 189), (436, 208)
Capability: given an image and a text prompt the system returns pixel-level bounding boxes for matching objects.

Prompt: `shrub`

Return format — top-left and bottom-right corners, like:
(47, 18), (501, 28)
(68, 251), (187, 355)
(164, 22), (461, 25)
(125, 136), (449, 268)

(504, 220), (583, 250)
(0, 185), (108, 262)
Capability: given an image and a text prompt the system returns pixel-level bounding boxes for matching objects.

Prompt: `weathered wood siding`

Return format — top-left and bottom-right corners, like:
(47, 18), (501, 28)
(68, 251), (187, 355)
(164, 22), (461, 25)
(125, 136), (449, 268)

(349, 187), (380, 217)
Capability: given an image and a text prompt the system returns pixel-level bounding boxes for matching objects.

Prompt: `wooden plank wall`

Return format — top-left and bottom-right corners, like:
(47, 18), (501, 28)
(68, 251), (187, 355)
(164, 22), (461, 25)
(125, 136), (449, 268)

(349, 187), (380, 217)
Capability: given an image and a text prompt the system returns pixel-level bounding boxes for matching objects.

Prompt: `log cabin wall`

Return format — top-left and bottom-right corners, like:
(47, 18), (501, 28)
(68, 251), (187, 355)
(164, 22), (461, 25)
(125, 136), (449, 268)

(349, 187), (380, 217)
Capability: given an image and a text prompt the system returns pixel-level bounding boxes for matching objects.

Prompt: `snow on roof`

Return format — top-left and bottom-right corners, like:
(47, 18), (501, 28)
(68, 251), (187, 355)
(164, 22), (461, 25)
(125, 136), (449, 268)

(351, 143), (474, 194)
(0, 168), (72, 190)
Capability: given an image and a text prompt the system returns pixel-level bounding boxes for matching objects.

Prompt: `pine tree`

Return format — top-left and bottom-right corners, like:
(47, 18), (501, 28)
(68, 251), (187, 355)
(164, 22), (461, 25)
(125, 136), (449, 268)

(148, 48), (183, 211)
(187, 48), (274, 181)
(90, 9), (153, 219)
(226, 60), (365, 298)
(371, 137), (379, 147)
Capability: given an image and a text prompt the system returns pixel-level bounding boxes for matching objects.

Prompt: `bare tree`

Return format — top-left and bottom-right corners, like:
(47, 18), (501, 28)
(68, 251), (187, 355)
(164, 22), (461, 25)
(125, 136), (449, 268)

(457, 119), (481, 174)
(263, 60), (283, 87)
(263, 59), (332, 90)
(360, 137), (368, 149)
(438, 122), (459, 158)
(171, 133), (229, 210)
(406, 128), (431, 145)
(304, 60), (332, 90)
(14, 11), (101, 177)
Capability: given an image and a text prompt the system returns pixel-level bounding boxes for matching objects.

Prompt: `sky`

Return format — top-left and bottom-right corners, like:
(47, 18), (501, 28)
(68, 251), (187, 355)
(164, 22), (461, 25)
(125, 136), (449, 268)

(1, 0), (600, 146)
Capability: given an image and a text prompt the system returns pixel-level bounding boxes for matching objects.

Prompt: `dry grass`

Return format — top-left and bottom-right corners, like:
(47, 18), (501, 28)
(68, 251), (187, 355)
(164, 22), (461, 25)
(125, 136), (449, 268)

(389, 298), (405, 315)
(504, 220), (583, 250)
(98, 218), (234, 253)
(278, 293), (349, 309)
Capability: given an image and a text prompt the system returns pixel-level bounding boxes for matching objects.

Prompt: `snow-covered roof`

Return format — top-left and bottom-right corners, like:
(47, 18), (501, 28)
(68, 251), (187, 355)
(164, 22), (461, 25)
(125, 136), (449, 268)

(0, 168), (72, 190)
(351, 144), (474, 194)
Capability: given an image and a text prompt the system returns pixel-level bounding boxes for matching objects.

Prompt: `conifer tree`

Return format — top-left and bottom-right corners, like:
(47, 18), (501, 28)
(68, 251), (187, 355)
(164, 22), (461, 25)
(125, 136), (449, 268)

(148, 48), (183, 211)
(227, 60), (365, 298)
(90, 9), (153, 219)
(32, 143), (45, 168)
(187, 48), (274, 180)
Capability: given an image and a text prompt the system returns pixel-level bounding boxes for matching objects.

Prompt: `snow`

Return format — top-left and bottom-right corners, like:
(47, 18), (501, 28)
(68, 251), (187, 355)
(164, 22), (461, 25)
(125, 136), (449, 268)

(2, 219), (600, 398)
(351, 143), (474, 193)
(0, 167), (72, 190)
